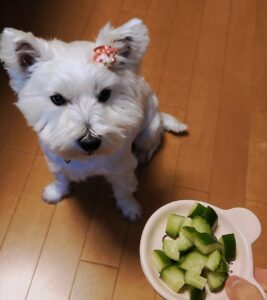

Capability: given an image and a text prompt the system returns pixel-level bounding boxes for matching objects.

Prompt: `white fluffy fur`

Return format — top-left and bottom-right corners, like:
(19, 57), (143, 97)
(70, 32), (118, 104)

(0, 19), (187, 221)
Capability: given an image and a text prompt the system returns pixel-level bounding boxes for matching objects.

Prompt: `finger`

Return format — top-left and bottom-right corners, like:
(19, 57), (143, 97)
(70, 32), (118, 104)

(225, 276), (264, 300)
(255, 268), (267, 291)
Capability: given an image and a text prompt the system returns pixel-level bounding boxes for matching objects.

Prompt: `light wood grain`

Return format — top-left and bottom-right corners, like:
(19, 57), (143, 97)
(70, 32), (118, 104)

(70, 261), (117, 300)
(224, 0), (256, 86)
(158, 0), (204, 109)
(81, 186), (128, 267)
(0, 157), (55, 300)
(0, 1), (266, 299)
(175, 19), (229, 192)
(26, 197), (92, 300)
(0, 150), (34, 244)
(209, 83), (251, 208)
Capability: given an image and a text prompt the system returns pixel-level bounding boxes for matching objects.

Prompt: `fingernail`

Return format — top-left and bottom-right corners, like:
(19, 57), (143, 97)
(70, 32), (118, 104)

(225, 276), (246, 299)
(226, 276), (243, 289)
(225, 276), (264, 300)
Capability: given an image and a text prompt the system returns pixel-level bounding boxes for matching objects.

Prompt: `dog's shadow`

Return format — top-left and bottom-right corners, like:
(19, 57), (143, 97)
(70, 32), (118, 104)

(68, 135), (179, 257)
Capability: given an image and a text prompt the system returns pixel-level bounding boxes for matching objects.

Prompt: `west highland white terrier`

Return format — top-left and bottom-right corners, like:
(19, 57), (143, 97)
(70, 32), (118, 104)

(0, 19), (187, 221)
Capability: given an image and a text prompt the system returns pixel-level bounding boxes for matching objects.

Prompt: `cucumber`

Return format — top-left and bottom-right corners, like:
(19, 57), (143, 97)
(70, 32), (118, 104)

(216, 257), (229, 273)
(190, 287), (205, 300)
(201, 206), (218, 227)
(188, 202), (206, 218)
(185, 271), (207, 290)
(163, 238), (180, 261)
(180, 226), (197, 242)
(207, 271), (228, 292)
(160, 265), (185, 292)
(219, 233), (236, 262)
(179, 251), (208, 274)
(192, 216), (212, 234)
(177, 232), (194, 251)
(194, 232), (221, 255)
(188, 203), (218, 227)
(205, 250), (221, 271)
(182, 217), (193, 227)
(152, 250), (172, 272)
(165, 214), (185, 239)
(152, 202), (236, 298)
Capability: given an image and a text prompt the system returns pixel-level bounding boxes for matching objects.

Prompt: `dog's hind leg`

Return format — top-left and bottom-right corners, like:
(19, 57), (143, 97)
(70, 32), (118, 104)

(133, 93), (187, 164)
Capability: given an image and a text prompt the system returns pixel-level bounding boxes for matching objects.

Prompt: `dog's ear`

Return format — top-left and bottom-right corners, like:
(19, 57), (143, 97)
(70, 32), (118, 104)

(0, 28), (50, 93)
(95, 19), (149, 72)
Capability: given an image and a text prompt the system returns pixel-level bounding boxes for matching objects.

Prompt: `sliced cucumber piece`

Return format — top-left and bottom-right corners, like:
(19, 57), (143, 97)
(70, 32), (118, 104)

(216, 257), (229, 273)
(180, 226), (197, 242)
(165, 214), (185, 239)
(152, 250), (172, 272)
(205, 250), (221, 271)
(188, 202), (206, 218)
(179, 251), (208, 274)
(207, 271), (228, 292)
(160, 265), (185, 292)
(177, 232), (194, 251)
(194, 232), (221, 255)
(163, 238), (180, 261)
(185, 271), (207, 290)
(190, 286), (205, 300)
(219, 233), (236, 262)
(201, 206), (218, 227)
(182, 217), (193, 227)
(192, 216), (212, 234)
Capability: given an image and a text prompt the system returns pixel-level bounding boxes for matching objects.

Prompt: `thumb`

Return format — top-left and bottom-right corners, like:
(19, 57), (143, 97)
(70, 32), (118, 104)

(225, 276), (264, 300)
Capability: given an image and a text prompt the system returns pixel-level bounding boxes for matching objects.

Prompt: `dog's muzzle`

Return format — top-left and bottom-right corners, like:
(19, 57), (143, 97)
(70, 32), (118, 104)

(77, 133), (101, 153)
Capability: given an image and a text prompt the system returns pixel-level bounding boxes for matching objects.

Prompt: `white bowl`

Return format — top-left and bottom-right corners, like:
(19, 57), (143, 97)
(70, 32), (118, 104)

(140, 200), (266, 300)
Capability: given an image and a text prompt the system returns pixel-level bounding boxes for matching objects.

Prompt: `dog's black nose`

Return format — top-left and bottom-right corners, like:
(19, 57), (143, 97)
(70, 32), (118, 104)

(77, 134), (101, 152)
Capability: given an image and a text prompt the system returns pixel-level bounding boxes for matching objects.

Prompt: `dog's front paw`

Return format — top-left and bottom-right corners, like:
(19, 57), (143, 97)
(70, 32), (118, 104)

(43, 182), (68, 204)
(116, 198), (142, 222)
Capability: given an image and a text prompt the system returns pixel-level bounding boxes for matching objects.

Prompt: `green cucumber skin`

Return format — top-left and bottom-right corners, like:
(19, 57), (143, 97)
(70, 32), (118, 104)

(185, 271), (207, 290)
(194, 232), (221, 255)
(216, 257), (229, 273)
(201, 206), (218, 227)
(190, 287), (205, 300)
(220, 234), (236, 262)
(188, 203), (206, 218)
(153, 202), (235, 297)
(188, 203), (218, 227)
(152, 250), (172, 272)
(207, 271), (228, 292)
(192, 216), (212, 234)
(181, 226), (197, 242)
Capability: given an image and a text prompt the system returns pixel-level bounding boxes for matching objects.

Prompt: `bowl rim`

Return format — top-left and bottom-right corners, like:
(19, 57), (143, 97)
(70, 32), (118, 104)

(139, 200), (265, 300)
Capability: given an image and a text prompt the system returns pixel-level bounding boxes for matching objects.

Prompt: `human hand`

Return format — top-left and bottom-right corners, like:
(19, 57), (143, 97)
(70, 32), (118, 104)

(225, 268), (267, 300)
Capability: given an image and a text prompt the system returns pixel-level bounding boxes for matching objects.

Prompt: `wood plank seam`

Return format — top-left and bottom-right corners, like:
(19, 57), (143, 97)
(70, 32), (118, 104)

(0, 153), (38, 250)
(172, 0), (206, 194)
(205, 0), (233, 193)
(24, 203), (58, 299)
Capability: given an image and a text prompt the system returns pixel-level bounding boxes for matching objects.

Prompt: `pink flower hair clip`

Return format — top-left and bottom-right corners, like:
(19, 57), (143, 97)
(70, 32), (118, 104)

(93, 45), (118, 68)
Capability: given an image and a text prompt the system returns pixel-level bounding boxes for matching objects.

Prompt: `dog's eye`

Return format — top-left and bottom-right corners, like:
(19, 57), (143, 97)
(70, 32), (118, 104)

(50, 93), (67, 106)
(98, 89), (111, 103)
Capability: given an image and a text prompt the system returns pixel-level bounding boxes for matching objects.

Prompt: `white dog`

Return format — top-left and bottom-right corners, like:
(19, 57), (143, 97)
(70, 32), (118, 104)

(0, 19), (187, 221)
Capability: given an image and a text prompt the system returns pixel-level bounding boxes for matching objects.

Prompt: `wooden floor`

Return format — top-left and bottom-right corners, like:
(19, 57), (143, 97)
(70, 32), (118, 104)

(0, 0), (266, 299)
